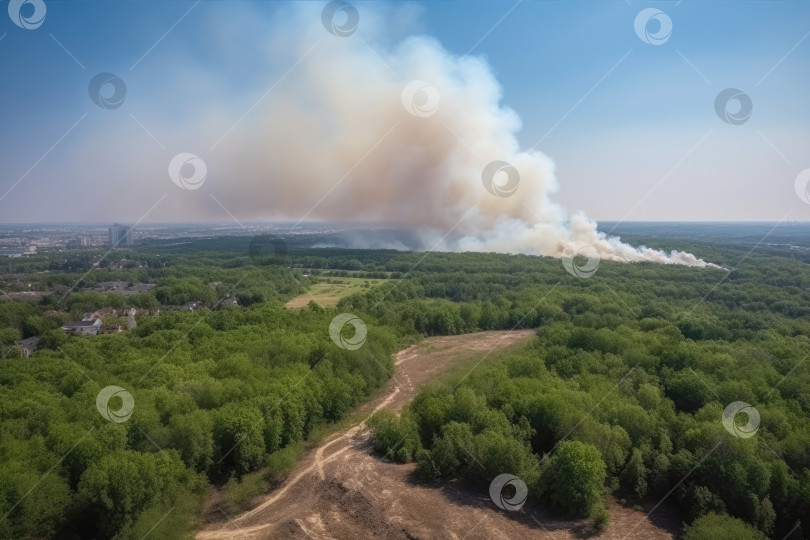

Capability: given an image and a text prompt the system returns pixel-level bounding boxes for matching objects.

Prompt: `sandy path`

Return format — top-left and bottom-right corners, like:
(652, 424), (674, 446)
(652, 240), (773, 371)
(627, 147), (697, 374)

(197, 330), (675, 540)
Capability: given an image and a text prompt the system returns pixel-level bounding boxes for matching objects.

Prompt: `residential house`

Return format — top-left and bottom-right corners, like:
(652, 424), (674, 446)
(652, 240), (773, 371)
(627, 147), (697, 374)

(18, 337), (39, 357)
(61, 319), (102, 335)
(98, 325), (123, 335)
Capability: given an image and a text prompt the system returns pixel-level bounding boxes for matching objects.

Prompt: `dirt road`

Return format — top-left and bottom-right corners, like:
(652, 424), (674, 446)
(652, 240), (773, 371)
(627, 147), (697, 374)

(197, 330), (675, 540)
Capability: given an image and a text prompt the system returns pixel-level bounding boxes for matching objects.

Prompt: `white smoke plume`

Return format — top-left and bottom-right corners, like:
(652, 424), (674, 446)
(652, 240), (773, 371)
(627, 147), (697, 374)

(73, 3), (716, 268)
(197, 4), (714, 268)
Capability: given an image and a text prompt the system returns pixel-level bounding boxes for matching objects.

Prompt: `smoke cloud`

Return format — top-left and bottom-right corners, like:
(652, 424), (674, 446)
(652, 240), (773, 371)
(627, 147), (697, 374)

(72, 3), (716, 268)
(192, 5), (712, 268)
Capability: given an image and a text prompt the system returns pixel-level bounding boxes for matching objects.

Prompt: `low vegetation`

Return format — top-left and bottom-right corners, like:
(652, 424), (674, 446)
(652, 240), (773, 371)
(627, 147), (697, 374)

(284, 277), (388, 308)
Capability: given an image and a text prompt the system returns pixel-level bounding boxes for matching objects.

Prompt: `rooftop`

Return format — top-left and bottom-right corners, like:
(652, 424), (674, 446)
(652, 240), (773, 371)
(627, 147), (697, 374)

(18, 337), (40, 347)
(62, 320), (101, 328)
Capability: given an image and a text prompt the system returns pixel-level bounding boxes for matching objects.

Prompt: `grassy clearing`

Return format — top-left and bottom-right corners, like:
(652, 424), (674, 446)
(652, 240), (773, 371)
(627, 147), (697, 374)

(285, 277), (388, 308)
(429, 334), (537, 387)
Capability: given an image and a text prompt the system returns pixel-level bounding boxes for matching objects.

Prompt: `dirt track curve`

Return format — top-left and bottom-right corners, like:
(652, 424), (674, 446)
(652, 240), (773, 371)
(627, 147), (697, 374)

(197, 330), (675, 540)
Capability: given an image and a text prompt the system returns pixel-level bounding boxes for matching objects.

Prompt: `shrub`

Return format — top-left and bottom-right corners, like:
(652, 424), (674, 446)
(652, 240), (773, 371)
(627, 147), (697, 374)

(684, 512), (767, 540)
(539, 441), (607, 517)
(367, 410), (422, 462)
(220, 471), (268, 515)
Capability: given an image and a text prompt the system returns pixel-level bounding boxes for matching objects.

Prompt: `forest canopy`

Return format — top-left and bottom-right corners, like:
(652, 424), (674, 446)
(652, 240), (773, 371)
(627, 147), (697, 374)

(1, 230), (809, 538)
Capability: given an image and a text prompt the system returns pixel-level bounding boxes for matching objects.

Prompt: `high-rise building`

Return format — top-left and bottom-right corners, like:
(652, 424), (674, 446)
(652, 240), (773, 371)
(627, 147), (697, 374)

(109, 224), (134, 246)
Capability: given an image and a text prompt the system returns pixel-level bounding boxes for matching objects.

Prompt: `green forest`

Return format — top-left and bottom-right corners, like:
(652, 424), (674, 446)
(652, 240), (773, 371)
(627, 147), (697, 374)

(1, 229), (809, 538)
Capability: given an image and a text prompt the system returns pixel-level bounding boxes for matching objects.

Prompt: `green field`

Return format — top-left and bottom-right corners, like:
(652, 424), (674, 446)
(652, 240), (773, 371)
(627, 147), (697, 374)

(285, 277), (388, 308)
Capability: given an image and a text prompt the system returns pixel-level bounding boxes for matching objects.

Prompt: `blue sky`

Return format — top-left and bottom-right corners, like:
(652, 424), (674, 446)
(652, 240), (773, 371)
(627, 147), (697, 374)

(0, 0), (808, 223)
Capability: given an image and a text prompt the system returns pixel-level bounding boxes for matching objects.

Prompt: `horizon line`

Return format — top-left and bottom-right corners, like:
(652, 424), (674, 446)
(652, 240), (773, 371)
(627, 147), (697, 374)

(0, 220), (808, 227)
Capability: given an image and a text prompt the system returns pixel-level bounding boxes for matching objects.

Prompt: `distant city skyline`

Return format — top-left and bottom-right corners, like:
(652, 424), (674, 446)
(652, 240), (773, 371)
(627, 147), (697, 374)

(1, 1), (809, 225)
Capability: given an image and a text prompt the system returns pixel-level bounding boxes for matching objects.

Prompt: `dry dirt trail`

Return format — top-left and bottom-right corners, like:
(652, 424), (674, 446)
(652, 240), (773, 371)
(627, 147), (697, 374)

(197, 330), (674, 540)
